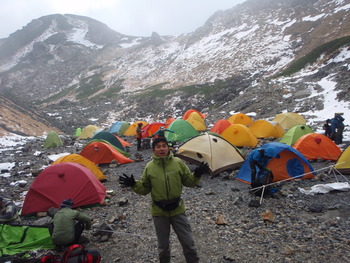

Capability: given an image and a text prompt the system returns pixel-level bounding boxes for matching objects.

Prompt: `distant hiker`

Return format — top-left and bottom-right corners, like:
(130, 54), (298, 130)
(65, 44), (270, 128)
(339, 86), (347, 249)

(0, 196), (19, 223)
(136, 123), (144, 151)
(323, 119), (332, 138)
(330, 113), (345, 145)
(119, 137), (208, 263)
(49, 199), (92, 247)
(152, 126), (174, 138)
(248, 147), (279, 189)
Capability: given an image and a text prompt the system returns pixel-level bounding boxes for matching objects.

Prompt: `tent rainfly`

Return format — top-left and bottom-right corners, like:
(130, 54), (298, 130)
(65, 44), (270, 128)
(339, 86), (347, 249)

(175, 132), (245, 175)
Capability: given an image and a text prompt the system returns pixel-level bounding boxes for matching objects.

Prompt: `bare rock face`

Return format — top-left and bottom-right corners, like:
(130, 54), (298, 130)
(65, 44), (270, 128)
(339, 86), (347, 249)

(0, 97), (60, 136)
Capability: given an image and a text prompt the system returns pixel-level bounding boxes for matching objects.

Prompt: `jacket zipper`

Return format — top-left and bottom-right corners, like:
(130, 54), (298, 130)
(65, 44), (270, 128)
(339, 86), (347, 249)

(162, 158), (170, 200)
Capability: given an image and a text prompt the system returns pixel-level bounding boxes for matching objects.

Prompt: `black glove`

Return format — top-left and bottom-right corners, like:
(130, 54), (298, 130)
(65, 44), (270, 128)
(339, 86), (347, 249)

(194, 162), (209, 178)
(119, 173), (136, 187)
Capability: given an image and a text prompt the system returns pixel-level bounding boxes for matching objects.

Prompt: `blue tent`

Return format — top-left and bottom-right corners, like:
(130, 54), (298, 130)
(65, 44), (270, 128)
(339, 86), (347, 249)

(108, 121), (130, 135)
(236, 142), (315, 184)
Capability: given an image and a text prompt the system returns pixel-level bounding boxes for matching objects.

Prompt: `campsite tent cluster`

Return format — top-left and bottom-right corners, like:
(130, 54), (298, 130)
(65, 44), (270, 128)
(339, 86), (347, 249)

(24, 110), (349, 217)
(3, 109), (347, 258)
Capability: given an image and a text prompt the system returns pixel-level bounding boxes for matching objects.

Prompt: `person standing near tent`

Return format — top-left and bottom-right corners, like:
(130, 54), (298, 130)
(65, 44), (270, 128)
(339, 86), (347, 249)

(152, 126), (174, 139)
(119, 137), (208, 263)
(330, 113), (345, 145)
(323, 119), (332, 138)
(248, 147), (278, 188)
(0, 196), (19, 223)
(136, 123), (144, 151)
(49, 199), (92, 247)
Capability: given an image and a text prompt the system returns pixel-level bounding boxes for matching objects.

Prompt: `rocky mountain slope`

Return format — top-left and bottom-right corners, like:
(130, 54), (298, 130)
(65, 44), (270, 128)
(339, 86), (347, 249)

(0, 0), (349, 135)
(0, 97), (60, 136)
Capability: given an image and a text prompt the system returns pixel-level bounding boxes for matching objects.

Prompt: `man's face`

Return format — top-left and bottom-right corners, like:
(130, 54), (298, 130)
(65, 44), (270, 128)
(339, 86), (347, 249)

(153, 141), (169, 157)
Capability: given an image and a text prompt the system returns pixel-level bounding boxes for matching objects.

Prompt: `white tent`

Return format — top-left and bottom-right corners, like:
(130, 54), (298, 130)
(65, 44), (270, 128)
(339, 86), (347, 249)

(175, 132), (244, 175)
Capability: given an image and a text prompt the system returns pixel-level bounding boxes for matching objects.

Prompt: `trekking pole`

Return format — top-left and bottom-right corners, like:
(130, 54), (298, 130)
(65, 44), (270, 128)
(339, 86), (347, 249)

(94, 229), (156, 239)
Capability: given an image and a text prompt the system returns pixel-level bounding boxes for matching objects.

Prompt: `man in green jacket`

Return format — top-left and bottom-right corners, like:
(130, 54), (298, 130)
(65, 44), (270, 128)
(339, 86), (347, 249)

(49, 199), (92, 246)
(120, 137), (208, 263)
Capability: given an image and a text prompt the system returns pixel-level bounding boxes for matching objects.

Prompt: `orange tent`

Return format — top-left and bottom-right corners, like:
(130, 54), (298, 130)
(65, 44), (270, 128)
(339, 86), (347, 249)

(113, 134), (132, 147)
(80, 142), (133, 164)
(52, 154), (106, 181)
(227, 113), (253, 126)
(293, 133), (342, 161)
(182, 109), (206, 120)
(210, 119), (231, 134)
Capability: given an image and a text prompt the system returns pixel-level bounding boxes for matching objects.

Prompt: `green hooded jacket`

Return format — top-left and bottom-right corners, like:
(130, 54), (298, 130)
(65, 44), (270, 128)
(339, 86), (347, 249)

(132, 152), (200, 217)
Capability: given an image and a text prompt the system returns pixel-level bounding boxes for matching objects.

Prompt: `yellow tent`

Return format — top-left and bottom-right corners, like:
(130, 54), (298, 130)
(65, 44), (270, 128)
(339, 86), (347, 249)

(273, 112), (306, 130)
(249, 120), (285, 138)
(221, 124), (258, 147)
(227, 113), (253, 126)
(186, 112), (206, 131)
(52, 154), (106, 181)
(334, 146), (350, 174)
(123, 121), (148, 136)
(78, 125), (100, 140)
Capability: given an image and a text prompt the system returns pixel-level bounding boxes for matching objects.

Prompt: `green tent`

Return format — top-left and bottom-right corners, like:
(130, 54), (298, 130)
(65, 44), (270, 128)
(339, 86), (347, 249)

(0, 224), (54, 257)
(73, 127), (83, 137)
(279, 124), (314, 146)
(91, 131), (125, 151)
(165, 119), (199, 143)
(44, 131), (63, 149)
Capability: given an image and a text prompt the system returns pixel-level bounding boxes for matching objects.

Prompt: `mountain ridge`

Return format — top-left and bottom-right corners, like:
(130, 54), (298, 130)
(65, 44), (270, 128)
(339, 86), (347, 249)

(0, 0), (349, 135)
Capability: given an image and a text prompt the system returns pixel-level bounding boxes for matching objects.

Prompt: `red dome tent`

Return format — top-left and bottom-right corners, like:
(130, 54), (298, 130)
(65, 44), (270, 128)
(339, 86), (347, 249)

(210, 119), (231, 134)
(21, 162), (107, 216)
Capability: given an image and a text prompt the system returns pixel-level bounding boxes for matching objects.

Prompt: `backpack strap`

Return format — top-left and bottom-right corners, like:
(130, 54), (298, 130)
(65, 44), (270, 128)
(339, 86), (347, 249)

(61, 244), (84, 262)
(40, 253), (61, 262)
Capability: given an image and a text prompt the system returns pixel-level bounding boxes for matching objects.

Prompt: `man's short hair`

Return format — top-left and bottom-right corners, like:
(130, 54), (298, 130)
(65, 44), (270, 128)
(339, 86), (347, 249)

(152, 137), (168, 149)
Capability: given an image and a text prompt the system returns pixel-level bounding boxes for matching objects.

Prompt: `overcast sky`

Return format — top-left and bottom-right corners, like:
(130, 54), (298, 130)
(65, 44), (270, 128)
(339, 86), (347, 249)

(0, 0), (246, 39)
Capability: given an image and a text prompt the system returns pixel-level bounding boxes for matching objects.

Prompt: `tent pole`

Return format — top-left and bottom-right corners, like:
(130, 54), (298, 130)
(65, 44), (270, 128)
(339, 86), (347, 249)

(260, 186), (266, 204)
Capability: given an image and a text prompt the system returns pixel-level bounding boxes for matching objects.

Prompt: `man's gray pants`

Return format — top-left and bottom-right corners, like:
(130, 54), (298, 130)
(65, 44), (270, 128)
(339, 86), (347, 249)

(153, 213), (199, 263)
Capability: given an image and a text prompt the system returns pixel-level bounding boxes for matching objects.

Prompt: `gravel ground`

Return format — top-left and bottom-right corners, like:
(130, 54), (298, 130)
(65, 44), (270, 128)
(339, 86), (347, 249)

(1, 136), (350, 263)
